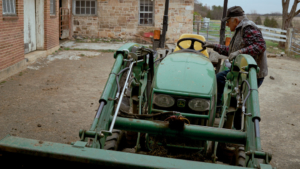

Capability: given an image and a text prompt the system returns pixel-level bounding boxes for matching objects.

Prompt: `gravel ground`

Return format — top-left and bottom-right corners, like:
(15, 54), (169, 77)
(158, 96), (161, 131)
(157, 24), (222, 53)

(0, 49), (299, 168)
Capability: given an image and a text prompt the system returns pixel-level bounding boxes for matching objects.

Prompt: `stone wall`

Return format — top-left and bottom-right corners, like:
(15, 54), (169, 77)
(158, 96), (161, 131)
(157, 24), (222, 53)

(72, 0), (194, 43)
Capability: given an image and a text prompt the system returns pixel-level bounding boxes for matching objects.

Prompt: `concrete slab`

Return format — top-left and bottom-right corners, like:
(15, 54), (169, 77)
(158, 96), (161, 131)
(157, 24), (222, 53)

(25, 51), (47, 64)
(27, 51), (102, 70)
(61, 41), (125, 50)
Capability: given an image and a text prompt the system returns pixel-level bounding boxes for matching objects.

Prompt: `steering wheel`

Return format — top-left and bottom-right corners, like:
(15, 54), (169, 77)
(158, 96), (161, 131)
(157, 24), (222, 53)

(177, 38), (207, 53)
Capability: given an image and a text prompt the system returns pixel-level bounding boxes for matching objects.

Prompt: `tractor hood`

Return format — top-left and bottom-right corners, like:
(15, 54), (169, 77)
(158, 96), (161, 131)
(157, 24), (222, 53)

(154, 52), (215, 95)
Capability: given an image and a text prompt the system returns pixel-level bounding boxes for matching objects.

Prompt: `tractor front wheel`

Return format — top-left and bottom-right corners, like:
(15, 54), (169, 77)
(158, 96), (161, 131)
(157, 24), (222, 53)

(235, 145), (246, 167)
(104, 129), (125, 151)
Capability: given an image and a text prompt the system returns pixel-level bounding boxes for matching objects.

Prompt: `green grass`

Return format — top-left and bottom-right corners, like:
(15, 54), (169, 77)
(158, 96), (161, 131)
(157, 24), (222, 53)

(19, 72), (23, 76)
(294, 55), (300, 58)
(194, 21), (232, 39)
(0, 81), (6, 85)
(80, 54), (85, 56)
(64, 47), (70, 50)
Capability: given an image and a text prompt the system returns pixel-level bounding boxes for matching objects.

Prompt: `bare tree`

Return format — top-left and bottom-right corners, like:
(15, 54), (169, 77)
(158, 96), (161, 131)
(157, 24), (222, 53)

(280, 0), (300, 47)
(282, 0), (300, 30)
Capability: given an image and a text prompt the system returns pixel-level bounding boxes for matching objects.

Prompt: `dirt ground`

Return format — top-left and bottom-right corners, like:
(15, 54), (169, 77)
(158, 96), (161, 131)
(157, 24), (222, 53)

(0, 49), (299, 168)
(0, 50), (114, 144)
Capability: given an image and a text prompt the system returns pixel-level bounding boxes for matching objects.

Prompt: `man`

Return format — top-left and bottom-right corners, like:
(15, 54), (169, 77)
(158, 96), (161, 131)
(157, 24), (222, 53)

(203, 6), (268, 107)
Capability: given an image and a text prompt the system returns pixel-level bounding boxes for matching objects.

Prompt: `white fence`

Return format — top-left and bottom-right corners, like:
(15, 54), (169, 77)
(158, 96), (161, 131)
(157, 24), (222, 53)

(256, 25), (287, 42)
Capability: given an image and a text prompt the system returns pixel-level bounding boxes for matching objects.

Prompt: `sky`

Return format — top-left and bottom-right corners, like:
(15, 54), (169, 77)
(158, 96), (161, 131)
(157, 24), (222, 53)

(197, 0), (300, 14)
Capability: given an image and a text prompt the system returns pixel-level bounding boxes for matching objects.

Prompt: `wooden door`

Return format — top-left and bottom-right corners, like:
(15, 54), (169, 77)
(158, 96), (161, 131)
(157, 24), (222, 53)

(24, 0), (37, 54)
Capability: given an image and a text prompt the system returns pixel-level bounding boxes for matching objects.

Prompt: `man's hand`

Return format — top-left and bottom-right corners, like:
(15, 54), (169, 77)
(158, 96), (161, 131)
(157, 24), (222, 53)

(203, 42), (216, 48)
(228, 50), (241, 61)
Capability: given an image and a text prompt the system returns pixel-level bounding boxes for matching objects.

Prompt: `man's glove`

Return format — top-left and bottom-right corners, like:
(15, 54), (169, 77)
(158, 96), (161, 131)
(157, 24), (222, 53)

(203, 42), (216, 48)
(228, 50), (242, 61)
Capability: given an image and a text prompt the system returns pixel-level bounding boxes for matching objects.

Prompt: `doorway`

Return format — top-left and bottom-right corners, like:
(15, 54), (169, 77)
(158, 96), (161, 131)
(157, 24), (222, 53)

(59, 0), (70, 41)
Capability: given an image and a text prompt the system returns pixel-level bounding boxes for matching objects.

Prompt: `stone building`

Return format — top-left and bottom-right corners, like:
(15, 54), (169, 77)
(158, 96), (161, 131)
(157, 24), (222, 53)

(71, 0), (194, 42)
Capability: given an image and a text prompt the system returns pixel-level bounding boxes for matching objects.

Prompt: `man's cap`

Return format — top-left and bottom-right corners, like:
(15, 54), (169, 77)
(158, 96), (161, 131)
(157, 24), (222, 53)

(221, 6), (244, 22)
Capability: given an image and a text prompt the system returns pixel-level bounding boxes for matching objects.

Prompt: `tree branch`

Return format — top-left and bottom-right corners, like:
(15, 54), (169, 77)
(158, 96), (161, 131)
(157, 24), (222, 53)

(294, 9), (300, 17)
(290, 0), (299, 16)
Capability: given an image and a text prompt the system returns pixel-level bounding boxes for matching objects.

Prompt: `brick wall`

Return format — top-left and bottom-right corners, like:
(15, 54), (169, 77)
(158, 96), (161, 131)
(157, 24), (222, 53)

(0, 0), (24, 71)
(44, 0), (59, 50)
(72, 0), (194, 43)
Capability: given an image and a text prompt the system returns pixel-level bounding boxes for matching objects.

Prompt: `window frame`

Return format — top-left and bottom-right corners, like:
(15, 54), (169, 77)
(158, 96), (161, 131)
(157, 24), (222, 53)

(50, 0), (56, 16)
(2, 0), (17, 16)
(72, 0), (97, 16)
(139, 0), (155, 26)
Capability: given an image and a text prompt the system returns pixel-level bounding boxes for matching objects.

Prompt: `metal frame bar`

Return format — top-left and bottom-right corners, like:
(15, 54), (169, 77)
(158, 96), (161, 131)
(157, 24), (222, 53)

(0, 136), (253, 169)
(113, 116), (246, 144)
(101, 59), (144, 135)
(151, 108), (209, 119)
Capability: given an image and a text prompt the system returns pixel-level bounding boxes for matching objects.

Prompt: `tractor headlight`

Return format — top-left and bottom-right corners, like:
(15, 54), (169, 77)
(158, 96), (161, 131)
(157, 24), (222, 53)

(153, 94), (175, 108)
(188, 98), (210, 111)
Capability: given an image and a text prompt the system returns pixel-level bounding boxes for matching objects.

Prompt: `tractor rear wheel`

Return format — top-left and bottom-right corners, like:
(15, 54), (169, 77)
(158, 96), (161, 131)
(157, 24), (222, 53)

(103, 129), (125, 150)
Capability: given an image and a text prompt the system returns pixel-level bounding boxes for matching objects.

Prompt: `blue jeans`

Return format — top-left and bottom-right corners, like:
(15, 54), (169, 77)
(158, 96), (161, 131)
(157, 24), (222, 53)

(216, 70), (264, 106)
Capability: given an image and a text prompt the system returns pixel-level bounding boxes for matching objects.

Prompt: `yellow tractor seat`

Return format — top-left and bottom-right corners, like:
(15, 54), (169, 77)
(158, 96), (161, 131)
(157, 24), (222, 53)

(174, 34), (209, 58)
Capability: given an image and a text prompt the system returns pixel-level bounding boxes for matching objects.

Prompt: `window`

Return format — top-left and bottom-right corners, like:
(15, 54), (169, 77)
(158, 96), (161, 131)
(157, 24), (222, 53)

(139, 0), (154, 25)
(2, 0), (16, 15)
(50, 0), (56, 15)
(73, 0), (97, 15)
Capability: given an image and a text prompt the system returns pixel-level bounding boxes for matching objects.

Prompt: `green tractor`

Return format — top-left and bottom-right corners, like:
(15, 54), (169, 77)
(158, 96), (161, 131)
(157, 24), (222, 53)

(0, 35), (273, 168)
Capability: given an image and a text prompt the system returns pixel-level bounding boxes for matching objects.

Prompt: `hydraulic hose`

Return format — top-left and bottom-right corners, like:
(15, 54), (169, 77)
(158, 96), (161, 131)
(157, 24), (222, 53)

(109, 67), (130, 101)
(240, 79), (252, 116)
